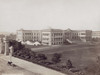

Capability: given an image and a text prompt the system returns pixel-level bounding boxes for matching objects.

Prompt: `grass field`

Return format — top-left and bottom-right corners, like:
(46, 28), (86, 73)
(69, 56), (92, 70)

(34, 42), (100, 74)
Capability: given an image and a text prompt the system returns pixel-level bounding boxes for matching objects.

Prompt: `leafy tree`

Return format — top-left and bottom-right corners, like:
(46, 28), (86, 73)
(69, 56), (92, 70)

(9, 40), (25, 52)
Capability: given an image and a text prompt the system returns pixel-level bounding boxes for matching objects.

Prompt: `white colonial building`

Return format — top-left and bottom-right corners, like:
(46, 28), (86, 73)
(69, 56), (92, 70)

(16, 28), (96, 45)
(92, 31), (100, 39)
(16, 29), (42, 42)
(42, 29), (63, 45)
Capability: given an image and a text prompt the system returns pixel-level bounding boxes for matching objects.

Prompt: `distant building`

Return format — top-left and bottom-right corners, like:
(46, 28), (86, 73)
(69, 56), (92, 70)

(71, 30), (92, 42)
(16, 29), (42, 42)
(16, 29), (32, 42)
(92, 31), (100, 39)
(64, 29), (92, 42)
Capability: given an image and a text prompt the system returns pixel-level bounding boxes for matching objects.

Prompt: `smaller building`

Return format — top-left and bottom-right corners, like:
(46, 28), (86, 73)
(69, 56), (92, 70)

(64, 29), (92, 42)
(74, 30), (92, 42)
(16, 29), (42, 42)
(92, 31), (100, 39)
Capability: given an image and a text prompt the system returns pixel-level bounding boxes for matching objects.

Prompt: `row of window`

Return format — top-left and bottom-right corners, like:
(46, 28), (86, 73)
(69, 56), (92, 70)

(52, 42), (63, 45)
(52, 33), (62, 36)
(93, 33), (100, 35)
(72, 37), (81, 39)
(71, 37), (91, 40)
(42, 38), (49, 40)
(65, 33), (71, 35)
(42, 34), (49, 36)
(52, 38), (63, 41)
(23, 39), (39, 42)
(42, 38), (63, 41)
(65, 33), (87, 36)
(23, 37), (39, 39)
(42, 33), (63, 36)
(23, 33), (40, 35)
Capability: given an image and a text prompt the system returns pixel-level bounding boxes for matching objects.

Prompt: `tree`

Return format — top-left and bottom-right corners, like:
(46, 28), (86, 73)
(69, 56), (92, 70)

(52, 53), (61, 64)
(9, 40), (25, 52)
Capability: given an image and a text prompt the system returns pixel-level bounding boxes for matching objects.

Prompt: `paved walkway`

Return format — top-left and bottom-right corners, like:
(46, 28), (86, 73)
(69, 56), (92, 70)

(0, 55), (38, 75)
(0, 54), (67, 75)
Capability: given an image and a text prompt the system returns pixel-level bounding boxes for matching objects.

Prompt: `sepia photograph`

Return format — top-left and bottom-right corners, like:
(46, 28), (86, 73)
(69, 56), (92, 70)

(0, 0), (100, 75)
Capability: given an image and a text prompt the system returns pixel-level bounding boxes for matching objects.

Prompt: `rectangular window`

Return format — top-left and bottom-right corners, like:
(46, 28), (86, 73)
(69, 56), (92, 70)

(81, 33), (86, 35)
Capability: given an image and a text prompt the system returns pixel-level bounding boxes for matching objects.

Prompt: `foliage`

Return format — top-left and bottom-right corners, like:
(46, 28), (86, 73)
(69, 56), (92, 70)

(9, 40), (25, 52)
(66, 59), (73, 69)
(51, 53), (62, 64)
(36, 53), (47, 60)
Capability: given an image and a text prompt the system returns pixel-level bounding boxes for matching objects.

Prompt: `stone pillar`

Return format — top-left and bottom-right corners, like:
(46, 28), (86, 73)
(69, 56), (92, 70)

(0, 38), (3, 53)
(4, 36), (9, 55)
(4, 41), (9, 55)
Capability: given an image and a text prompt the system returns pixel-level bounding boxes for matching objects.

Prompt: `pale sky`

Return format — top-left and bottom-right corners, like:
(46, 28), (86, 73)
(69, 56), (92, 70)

(0, 0), (100, 32)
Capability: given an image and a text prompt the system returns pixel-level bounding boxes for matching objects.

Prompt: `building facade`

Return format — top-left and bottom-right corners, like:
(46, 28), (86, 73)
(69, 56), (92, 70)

(72, 30), (92, 42)
(63, 29), (92, 42)
(16, 28), (96, 45)
(92, 31), (100, 39)
(42, 29), (63, 45)
(16, 29), (42, 42)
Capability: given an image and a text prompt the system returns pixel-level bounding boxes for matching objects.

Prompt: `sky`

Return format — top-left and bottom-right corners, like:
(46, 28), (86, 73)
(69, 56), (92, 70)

(0, 0), (100, 33)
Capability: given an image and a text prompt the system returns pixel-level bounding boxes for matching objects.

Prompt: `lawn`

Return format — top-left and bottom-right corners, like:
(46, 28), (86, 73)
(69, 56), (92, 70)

(36, 42), (100, 74)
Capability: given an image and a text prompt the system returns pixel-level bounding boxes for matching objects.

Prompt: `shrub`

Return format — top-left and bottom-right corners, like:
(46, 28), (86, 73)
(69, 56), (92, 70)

(36, 53), (47, 60)
(66, 59), (73, 69)
(51, 53), (62, 64)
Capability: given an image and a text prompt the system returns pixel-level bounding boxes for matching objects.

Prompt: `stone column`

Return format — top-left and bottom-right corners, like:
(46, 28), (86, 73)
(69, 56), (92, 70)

(4, 41), (9, 55)
(0, 38), (3, 53)
(3, 36), (9, 55)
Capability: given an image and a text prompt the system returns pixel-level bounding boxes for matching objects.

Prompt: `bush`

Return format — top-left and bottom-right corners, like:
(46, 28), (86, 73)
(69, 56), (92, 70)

(51, 53), (62, 64)
(66, 59), (73, 69)
(36, 53), (47, 61)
